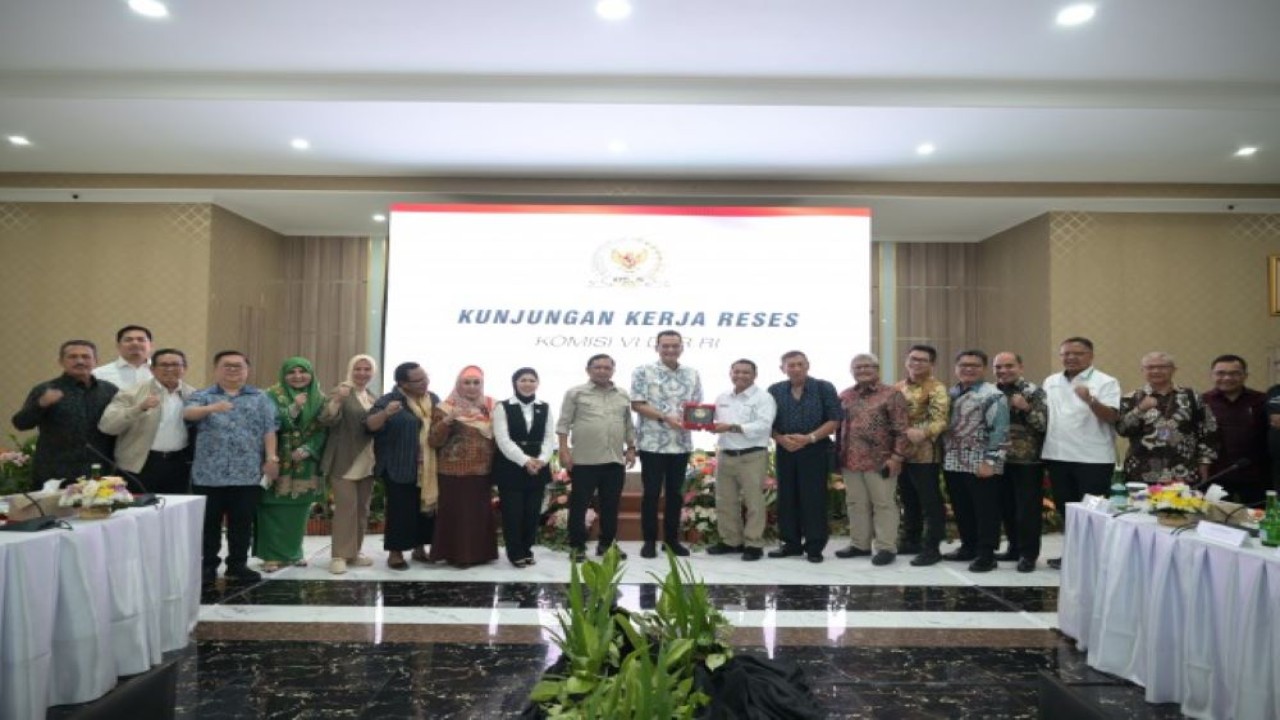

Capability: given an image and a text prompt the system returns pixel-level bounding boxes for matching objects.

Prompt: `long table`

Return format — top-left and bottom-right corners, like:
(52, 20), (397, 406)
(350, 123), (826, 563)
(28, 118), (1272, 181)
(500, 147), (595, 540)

(0, 494), (204, 720)
(1059, 502), (1280, 720)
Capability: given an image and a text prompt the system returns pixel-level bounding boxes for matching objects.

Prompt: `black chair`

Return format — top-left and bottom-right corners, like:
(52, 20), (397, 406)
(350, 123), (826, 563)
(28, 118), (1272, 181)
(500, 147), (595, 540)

(1037, 670), (1111, 720)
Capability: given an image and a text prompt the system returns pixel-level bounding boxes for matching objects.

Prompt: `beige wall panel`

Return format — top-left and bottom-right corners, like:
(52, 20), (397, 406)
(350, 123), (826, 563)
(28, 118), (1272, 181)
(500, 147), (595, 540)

(975, 214), (1052, 382)
(208, 206), (286, 387)
(0, 202), (211, 428)
(1048, 211), (1280, 392)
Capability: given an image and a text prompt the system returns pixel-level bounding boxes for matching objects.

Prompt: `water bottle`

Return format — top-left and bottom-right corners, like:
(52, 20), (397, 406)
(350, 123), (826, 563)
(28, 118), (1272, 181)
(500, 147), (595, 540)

(1109, 481), (1128, 512)
(1261, 490), (1279, 548)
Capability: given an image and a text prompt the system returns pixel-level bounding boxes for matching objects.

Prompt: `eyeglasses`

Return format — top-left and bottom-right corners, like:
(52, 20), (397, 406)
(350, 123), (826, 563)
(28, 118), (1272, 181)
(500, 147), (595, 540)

(461, 379), (482, 385)
(852, 364), (878, 370)
(1142, 365), (1173, 371)
(956, 363), (984, 369)
(906, 356), (932, 364)
(153, 362), (185, 369)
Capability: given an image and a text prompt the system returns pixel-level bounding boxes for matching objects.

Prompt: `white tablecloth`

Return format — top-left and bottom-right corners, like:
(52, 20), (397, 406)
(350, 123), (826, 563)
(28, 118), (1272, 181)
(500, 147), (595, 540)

(0, 494), (204, 720)
(1059, 502), (1280, 720)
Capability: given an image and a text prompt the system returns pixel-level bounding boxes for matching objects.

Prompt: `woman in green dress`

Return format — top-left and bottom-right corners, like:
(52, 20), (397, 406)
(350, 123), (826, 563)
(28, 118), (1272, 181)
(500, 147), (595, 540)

(256, 356), (328, 572)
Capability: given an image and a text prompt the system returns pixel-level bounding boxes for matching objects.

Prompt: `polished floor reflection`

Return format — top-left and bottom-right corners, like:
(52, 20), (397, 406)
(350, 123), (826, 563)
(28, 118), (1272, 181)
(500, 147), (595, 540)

(54, 534), (1189, 719)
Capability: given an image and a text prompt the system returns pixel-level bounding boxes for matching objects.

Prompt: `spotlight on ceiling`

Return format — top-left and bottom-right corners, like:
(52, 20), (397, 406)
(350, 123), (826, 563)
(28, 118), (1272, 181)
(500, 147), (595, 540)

(7, 135), (32, 146)
(1234, 146), (1259, 157)
(290, 138), (311, 151)
(916, 143), (936, 156)
(1056, 4), (1096, 27)
(372, 214), (387, 223)
(128, 0), (170, 19)
(596, 0), (632, 21)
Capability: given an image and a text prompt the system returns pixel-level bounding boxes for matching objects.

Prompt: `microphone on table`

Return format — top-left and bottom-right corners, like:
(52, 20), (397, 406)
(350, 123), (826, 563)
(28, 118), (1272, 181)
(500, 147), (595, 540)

(1191, 459), (1250, 492)
(0, 490), (62, 532)
(84, 443), (162, 508)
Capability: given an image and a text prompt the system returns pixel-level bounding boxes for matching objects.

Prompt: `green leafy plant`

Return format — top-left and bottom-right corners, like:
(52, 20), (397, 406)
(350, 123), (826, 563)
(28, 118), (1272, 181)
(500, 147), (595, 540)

(529, 546), (730, 718)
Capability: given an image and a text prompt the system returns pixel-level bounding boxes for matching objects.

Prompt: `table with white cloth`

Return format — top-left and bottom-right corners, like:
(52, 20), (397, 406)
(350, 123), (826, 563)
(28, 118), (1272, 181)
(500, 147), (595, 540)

(1059, 502), (1280, 720)
(0, 494), (204, 720)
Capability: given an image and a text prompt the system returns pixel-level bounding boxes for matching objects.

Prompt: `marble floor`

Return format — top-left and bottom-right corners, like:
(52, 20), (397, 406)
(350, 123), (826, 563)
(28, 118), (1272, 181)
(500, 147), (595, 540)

(55, 534), (1189, 719)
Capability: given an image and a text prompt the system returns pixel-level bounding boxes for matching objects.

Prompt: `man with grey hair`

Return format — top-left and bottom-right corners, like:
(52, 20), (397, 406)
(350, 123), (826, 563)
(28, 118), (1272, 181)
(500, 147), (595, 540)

(835, 353), (910, 565)
(1117, 351), (1218, 485)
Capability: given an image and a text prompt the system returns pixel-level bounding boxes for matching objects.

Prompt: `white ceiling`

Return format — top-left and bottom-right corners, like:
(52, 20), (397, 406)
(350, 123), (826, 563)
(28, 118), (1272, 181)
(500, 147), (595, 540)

(1, 0), (1278, 240)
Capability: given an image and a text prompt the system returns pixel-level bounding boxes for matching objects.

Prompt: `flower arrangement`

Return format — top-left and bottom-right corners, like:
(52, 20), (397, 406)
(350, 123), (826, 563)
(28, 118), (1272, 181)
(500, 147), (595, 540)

(680, 450), (720, 544)
(58, 476), (134, 518)
(540, 457), (596, 550)
(0, 433), (36, 496)
(1147, 481), (1206, 526)
(1148, 482), (1206, 513)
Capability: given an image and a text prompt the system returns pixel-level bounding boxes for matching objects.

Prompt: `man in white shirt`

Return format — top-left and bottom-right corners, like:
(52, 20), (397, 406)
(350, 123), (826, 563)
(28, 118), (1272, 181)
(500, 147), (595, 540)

(98, 347), (196, 495)
(706, 359), (777, 561)
(92, 324), (154, 390)
(1041, 336), (1120, 569)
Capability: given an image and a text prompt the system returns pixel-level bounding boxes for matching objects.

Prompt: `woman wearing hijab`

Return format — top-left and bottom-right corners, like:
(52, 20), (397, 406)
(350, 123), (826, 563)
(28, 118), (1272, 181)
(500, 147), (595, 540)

(257, 356), (328, 572)
(365, 362), (438, 570)
(428, 365), (499, 567)
(492, 367), (555, 567)
(319, 354), (379, 574)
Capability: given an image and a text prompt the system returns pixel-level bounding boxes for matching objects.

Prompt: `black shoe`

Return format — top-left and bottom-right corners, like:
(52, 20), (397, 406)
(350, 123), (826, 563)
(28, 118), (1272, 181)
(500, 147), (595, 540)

(910, 549), (942, 566)
(834, 546), (871, 559)
(942, 548), (977, 562)
(806, 553), (823, 563)
(1016, 558), (1036, 573)
(706, 542), (744, 555)
(201, 567), (218, 585)
(1047, 557), (1062, 570)
(596, 543), (628, 560)
(664, 542), (691, 557)
(871, 550), (896, 566)
(968, 557), (997, 573)
(768, 545), (803, 558)
(994, 551), (1019, 562)
(742, 547), (763, 561)
(640, 542), (657, 559)
(897, 542), (923, 555)
(568, 547), (587, 562)
(224, 565), (262, 582)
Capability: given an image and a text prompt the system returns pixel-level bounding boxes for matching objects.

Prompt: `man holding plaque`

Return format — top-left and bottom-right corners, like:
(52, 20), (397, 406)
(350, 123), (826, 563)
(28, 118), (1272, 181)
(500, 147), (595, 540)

(631, 330), (703, 558)
(768, 350), (842, 563)
(706, 359), (777, 560)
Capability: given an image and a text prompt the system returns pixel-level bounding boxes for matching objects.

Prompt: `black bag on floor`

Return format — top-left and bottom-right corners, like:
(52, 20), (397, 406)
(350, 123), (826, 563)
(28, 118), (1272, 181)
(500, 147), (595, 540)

(697, 654), (824, 720)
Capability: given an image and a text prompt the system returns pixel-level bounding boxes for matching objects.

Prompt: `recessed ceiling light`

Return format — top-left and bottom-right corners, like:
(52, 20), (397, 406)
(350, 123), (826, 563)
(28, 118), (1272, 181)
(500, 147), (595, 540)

(1056, 4), (1096, 27)
(1234, 146), (1259, 157)
(290, 138), (311, 151)
(607, 140), (629, 154)
(596, 0), (632, 21)
(7, 135), (31, 146)
(127, 0), (169, 19)
(916, 142), (936, 156)
(372, 214), (387, 223)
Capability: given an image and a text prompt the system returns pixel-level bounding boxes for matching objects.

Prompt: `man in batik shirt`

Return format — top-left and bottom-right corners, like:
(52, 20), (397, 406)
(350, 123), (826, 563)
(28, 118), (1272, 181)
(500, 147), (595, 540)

(835, 353), (909, 566)
(942, 350), (1009, 573)
(894, 345), (949, 567)
(1117, 351), (1217, 485)
(993, 352), (1048, 573)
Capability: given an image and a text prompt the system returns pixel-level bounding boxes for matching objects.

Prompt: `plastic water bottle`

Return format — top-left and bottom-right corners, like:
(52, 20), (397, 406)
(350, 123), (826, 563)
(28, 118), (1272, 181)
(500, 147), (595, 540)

(1109, 481), (1128, 512)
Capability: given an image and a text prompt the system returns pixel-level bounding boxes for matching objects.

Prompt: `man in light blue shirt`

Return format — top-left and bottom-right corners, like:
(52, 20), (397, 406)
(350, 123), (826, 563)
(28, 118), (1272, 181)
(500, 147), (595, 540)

(631, 330), (702, 558)
(184, 350), (279, 584)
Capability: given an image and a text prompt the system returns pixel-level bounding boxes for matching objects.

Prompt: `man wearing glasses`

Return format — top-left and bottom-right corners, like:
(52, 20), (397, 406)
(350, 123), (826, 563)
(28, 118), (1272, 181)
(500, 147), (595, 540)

(99, 348), (197, 494)
(1041, 336), (1119, 570)
(894, 345), (949, 566)
(1200, 355), (1270, 504)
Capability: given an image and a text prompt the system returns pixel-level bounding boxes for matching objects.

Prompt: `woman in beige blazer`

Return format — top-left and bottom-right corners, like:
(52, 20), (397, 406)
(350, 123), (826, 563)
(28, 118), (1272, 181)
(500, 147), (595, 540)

(319, 354), (379, 574)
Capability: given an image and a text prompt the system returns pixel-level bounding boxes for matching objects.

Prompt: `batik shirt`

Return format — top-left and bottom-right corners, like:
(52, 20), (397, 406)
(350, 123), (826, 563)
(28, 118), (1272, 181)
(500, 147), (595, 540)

(997, 378), (1048, 465)
(837, 381), (910, 472)
(187, 384), (278, 487)
(894, 377), (949, 464)
(1117, 385), (1218, 484)
(943, 381), (1009, 474)
(631, 362), (702, 453)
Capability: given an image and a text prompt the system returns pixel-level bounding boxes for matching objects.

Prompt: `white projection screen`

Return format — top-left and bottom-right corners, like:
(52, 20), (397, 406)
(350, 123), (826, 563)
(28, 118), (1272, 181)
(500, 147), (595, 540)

(384, 204), (871, 418)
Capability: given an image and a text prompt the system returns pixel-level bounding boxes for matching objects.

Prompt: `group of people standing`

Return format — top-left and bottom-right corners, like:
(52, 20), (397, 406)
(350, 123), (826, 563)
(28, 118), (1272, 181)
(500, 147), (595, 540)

(12, 326), (1280, 582)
